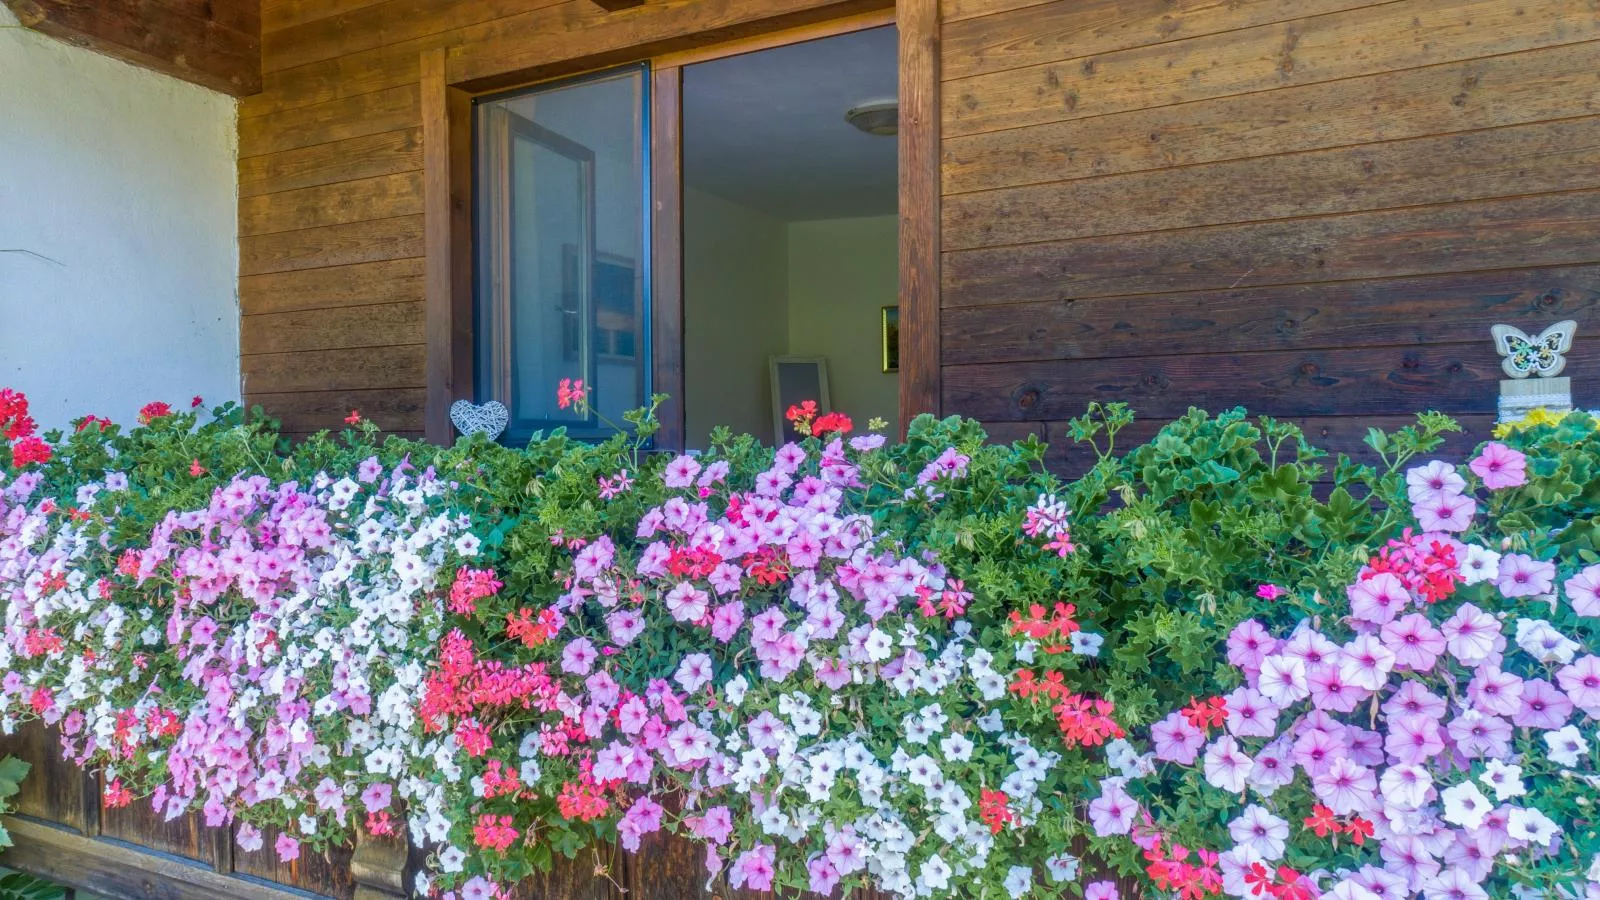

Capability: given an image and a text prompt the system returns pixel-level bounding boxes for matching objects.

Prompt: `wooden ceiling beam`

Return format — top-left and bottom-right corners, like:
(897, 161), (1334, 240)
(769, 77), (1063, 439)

(2, 0), (262, 97)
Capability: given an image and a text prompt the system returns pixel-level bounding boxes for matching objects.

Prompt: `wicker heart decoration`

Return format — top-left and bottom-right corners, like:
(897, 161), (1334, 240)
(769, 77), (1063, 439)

(449, 400), (509, 440)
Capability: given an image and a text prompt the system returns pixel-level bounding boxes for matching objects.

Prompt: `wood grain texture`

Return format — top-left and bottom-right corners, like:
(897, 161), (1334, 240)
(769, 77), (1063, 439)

(1, 816), (308, 900)
(941, 0), (1053, 23)
(900, 0), (943, 424)
(2, 0), (261, 95)
(942, 264), (1600, 365)
(241, 171), (425, 237)
(943, 40), (1600, 194)
(243, 37), (426, 119)
(942, 0), (1383, 82)
(242, 301), (425, 354)
(262, 0), (567, 73)
(99, 800), (215, 864)
(942, 189), (1600, 308)
(943, 0), (1600, 137)
(240, 128), (424, 198)
(0, 724), (93, 834)
(242, 344), (428, 394)
(448, 0), (889, 89)
(943, 343), (1600, 422)
(944, 115), (1600, 249)
(263, 0), (389, 33)
(240, 214), (425, 277)
(232, 824), (358, 899)
(651, 64), (687, 452)
(422, 48), (476, 444)
(242, 258), (426, 315)
(241, 83), (422, 156)
(247, 387), (427, 433)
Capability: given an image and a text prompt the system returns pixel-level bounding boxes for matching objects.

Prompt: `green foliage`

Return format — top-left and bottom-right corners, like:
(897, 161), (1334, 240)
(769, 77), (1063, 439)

(0, 872), (63, 900)
(0, 756), (28, 850)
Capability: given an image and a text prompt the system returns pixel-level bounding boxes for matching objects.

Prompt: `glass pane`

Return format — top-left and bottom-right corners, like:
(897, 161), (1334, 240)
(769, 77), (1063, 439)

(476, 66), (649, 442)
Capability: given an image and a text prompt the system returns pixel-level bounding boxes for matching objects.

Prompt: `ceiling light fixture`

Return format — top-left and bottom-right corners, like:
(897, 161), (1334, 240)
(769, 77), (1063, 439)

(845, 99), (898, 136)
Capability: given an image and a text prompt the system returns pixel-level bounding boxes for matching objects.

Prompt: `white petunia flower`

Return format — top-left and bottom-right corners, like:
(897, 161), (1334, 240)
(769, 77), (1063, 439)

(1460, 544), (1501, 585)
(1002, 865), (1032, 899)
(1070, 631), (1104, 657)
(1507, 806), (1561, 847)
(939, 732), (974, 762)
(1441, 781), (1492, 830)
(919, 854), (952, 892)
(1480, 759), (1527, 801)
(1545, 725), (1590, 767)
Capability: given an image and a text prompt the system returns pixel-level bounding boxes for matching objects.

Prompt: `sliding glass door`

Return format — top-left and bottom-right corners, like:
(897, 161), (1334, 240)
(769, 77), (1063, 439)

(475, 65), (650, 442)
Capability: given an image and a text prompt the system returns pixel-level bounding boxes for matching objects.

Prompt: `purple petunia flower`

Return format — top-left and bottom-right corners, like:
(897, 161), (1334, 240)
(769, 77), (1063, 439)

(1497, 553), (1556, 598)
(1556, 655), (1600, 716)
(1151, 710), (1207, 764)
(1514, 677), (1574, 730)
(1564, 564), (1600, 617)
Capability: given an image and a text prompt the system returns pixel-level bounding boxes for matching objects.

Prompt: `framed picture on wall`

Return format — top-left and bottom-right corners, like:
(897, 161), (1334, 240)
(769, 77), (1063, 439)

(770, 356), (831, 443)
(882, 305), (900, 373)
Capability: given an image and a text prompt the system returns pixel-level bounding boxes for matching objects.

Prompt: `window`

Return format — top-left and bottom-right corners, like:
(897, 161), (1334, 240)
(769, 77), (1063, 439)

(474, 65), (650, 442)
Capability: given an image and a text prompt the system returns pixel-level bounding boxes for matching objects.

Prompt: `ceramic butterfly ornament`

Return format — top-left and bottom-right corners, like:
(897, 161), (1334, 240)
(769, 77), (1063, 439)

(1491, 320), (1577, 379)
(449, 400), (509, 440)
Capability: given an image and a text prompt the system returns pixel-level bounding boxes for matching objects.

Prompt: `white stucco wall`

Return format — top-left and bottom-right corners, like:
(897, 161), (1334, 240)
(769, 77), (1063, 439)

(0, 7), (239, 431)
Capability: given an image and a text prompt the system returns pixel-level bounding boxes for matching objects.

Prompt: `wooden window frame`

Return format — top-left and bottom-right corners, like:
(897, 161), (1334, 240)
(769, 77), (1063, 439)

(421, 0), (938, 447)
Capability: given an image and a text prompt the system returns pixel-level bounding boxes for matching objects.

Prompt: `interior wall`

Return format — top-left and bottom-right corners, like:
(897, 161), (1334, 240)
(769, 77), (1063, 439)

(683, 187), (791, 447)
(788, 215), (901, 434)
(0, 5), (240, 432)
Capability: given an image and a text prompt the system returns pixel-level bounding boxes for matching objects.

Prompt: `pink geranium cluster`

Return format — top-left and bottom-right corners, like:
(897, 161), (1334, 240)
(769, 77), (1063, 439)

(1091, 453), (1600, 899)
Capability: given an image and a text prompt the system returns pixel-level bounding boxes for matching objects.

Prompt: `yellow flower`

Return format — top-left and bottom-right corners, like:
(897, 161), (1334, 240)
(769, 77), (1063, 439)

(1494, 406), (1574, 438)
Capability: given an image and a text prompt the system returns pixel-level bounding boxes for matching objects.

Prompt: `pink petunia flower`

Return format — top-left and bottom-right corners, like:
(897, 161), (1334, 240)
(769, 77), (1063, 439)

(1556, 655), (1600, 716)
(661, 454), (701, 488)
(1150, 711), (1205, 765)
(1225, 687), (1281, 739)
(1466, 667), (1524, 718)
(1468, 441), (1527, 490)
(1406, 460), (1467, 504)
(1514, 677), (1574, 730)
(1563, 564), (1600, 617)
(1256, 654), (1309, 707)
(274, 833), (300, 862)
(1497, 553), (1556, 598)
(1412, 490), (1476, 533)
(1381, 613), (1446, 672)
(1348, 572), (1410, 625)
(1441, 603), (1500, 666)
(1313, 757), (1377, 816)
(1084, 883), (1119, 900)
(1088, 781), (1139, 835)
(1384, 715), (1444, 766)
(1203, 735), (1253, 794)
(728, 845), (776, 892)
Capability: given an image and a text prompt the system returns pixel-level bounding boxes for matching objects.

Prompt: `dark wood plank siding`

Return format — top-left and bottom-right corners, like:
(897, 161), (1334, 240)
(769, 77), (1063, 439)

(1, 0), (261, 95)
(939, 0), (1600, 467)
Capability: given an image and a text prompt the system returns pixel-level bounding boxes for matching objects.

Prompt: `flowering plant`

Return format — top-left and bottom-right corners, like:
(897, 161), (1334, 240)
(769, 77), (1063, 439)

(1072, 409), (1600, 899)
(0, 390), (1107, 898)
(4, 387), (1600, 900)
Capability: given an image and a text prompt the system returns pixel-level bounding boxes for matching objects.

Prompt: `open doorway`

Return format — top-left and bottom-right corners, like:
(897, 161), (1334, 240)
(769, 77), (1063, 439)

(681, 25), (899, 448)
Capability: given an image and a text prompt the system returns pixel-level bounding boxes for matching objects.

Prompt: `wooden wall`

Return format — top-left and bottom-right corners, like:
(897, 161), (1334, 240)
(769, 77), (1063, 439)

(237, 0), (882, 441)
(938, 0), (1600, 472)
(2, 0), (261, 96)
